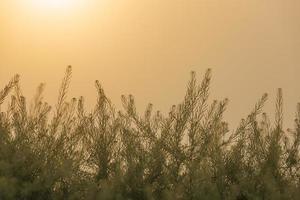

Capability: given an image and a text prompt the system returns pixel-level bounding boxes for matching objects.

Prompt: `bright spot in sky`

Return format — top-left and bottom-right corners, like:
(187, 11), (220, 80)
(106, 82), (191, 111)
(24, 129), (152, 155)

(27, 0), (84, 12)
(35, 0), (74, 8)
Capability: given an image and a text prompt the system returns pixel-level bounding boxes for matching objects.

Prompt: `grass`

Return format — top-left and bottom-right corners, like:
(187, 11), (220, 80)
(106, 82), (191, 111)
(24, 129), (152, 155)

(0, 66), (299, 200)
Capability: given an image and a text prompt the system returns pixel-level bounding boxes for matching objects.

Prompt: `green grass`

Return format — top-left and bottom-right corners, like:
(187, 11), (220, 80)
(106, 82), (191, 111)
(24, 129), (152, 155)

(0, 66), (299, 200)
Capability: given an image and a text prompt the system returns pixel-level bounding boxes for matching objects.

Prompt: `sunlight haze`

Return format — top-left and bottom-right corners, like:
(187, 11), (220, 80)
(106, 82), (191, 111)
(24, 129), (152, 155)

(0, 0), (299, 128)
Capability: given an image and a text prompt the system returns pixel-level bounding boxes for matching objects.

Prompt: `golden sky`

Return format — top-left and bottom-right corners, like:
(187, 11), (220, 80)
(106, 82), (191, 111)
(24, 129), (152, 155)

(0, 0), (299, 128)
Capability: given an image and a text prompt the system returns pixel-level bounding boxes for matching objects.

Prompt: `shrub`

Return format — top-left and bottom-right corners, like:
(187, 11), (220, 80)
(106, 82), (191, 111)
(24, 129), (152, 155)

(0, 66), (299, 200)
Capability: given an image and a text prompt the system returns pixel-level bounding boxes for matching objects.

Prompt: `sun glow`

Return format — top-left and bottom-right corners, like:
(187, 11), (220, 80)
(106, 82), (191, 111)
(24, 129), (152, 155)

(35, 0), (74, 8)
(27, 0), (83, 12)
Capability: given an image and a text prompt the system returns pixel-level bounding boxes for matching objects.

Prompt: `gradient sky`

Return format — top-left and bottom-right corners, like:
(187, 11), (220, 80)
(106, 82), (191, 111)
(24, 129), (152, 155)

(1, 0), (299, 128)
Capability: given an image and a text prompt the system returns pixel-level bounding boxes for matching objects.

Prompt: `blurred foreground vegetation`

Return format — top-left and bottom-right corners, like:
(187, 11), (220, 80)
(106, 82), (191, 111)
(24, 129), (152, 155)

(0, 66), (299, 200)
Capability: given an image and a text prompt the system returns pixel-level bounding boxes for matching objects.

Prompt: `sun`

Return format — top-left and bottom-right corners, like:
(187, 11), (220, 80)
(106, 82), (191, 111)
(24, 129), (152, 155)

(37, 0), (73, 8)
(21, 0), (99, 20)
(30, 0), (78, 10)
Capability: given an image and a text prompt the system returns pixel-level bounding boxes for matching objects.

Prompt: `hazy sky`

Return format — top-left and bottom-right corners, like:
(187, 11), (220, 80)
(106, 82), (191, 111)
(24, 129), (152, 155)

(0, 0), (299, 128)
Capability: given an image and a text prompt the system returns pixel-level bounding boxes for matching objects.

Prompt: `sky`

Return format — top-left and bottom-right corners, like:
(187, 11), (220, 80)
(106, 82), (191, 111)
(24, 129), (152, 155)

(0, 0), (299, 128)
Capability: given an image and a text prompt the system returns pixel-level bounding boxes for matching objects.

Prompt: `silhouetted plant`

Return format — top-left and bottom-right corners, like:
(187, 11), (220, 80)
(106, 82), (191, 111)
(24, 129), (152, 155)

(0, 66), (299, 200)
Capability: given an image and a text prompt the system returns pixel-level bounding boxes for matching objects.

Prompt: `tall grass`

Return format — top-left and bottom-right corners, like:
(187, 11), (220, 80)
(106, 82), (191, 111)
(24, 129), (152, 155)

(0, 67), (299, 200)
